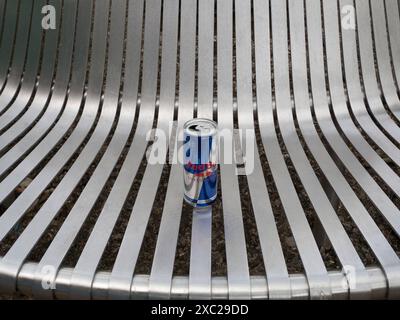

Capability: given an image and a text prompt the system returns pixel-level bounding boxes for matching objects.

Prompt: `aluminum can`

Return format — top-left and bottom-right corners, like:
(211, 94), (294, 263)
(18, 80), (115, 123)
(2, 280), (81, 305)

(183, 118), (218, 208)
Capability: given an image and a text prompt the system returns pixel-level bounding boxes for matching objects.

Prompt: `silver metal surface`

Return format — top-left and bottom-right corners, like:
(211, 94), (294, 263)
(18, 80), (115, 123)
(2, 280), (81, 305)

(0, 0), (399, 299)
(13, 262), (393, 300)
(0, 0), (19, 93)
(0, 0), (33, 115)
(217, 0), (250, 299)
(189, 0), (214, 299)
(0, 0), (62, 153)
(149, 0), (195, 299)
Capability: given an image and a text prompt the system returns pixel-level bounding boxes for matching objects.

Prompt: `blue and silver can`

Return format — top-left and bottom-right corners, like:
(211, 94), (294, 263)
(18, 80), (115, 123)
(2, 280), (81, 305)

(183, 118), (218, 208)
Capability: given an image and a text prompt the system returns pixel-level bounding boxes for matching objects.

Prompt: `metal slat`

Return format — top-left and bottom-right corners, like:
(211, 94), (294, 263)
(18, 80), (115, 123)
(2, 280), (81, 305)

(0, 0), (32, 114)
(324, 0), (400, 299)
(30, 0), (124, 296)
(216, 0), (250, 299)
(271, 2), (331, 298)
(296, 0), (382, 299)
(0, 0), (104, 293)
(370, 0), (400, 122)
(189, 208), (212, 299)
(68, 0), (162, 300)
(385, 0), (400, 122)
(196, 0), (214, 116)
(32, 0), (145, 300)
(0, 0), (19, 91)
(0, 0), (96, 229)
(0, 0), (77, 174)
(189, 0), (213, 299)
(0, 0), (6, 46)
(238, 0), (297, 299)
(109, 0), (179, 299)
(322, 0), (400, 201)
(0, 0), (61, 152)
(305, 0), (400, 249)
(13, 263), (393, 300)
(307, 0), (398, 298)
(0, 0), (93, 204)
(59, 0), (131, 299)
(270, 0), (332, 299)
(0, 0), (4, 34)
(0, 0), (45, 130)
(339, 0), (400, 167)
(253, 0), (291, 299)
(304, 0), (400, 241)
(355, 0), (399, 141)
(288, 0), (373, 299)
(149, 0), (196, 299)
(307, 0), (400, 236)
(107, 0), (178, 300)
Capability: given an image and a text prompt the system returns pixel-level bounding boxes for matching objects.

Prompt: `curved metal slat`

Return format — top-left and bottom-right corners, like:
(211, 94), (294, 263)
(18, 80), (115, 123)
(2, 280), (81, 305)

(216, 0), (251, 299)
(370, 0), (400, 122)
(0, 0), (61, 152)
(339, 0), (400, 167)
(148, 0), (196, 299)
(253, 0), (291, 299)
(64, 0), (133, 300)
(0, 0), (92, 235)
(108, 0), (177, 299)
(355, 0), (399, 141)
(0, 0), (92, 225)
(30, 0), (144, 300)
(0, 0), (77, 178)
(4, 0), (124, 298)
(0, 0), (105, 293)
(0, 0), (33, 114)
(189, 0), (214, 300)
(307, 0), (400, 239)
(0, 0), (45, 130)
(0, 0), (19, 92)
(0, 0), (6, 45)
(237, 0), (297, 299)
(322, 0), (400, 201)
(270, 0), (333, 299)
(385, 0), (400, 121)
(287, 0), (371, 299)
(324, 0), (400, 299)
(67, 0), (161, 299)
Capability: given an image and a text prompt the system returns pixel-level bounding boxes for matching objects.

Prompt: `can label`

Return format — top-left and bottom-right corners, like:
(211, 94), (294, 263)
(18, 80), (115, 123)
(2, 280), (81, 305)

(183, 118), (218, 208)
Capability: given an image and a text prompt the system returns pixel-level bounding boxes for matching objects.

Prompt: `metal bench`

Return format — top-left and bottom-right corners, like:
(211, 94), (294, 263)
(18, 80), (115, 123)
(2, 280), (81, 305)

(0, 0), (399, 299)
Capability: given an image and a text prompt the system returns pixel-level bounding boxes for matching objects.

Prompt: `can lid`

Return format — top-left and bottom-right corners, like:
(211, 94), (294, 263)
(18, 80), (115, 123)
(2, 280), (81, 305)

(184, 118), (217, 136)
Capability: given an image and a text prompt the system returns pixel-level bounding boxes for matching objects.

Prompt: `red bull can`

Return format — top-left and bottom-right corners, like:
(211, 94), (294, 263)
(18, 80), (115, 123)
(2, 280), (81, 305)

(183, 118), (218, 208)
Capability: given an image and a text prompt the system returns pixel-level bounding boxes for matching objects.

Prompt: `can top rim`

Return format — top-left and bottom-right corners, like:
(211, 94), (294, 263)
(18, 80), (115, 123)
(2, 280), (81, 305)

(184, 118), (218, 136)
